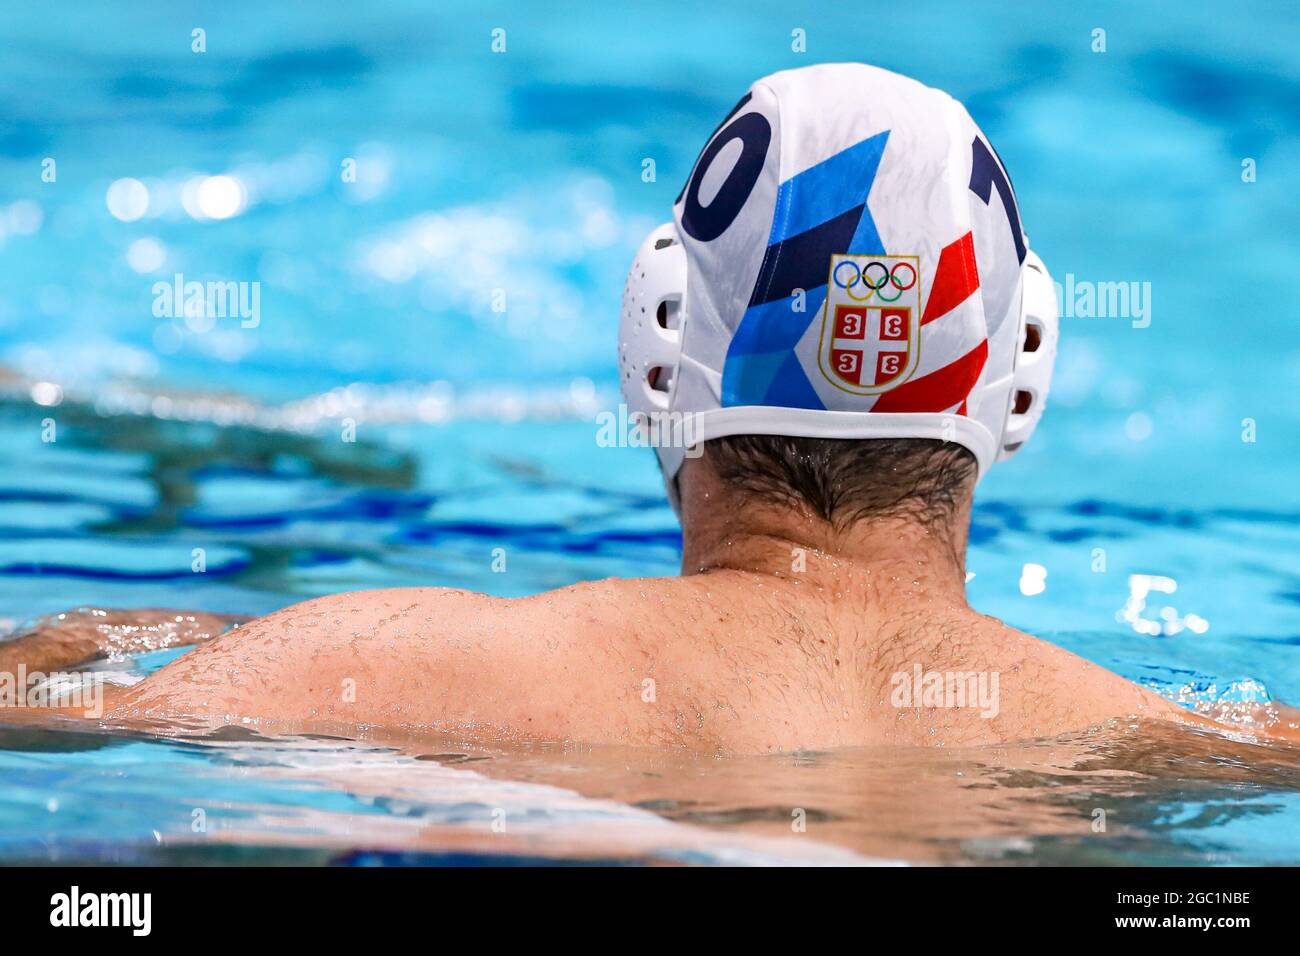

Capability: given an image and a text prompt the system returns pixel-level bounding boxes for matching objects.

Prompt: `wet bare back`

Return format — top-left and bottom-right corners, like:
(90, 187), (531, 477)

(82, 577), (1188, 752)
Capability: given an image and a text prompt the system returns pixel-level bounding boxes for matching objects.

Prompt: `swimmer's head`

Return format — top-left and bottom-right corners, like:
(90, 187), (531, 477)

(619, 63), (1058, 519)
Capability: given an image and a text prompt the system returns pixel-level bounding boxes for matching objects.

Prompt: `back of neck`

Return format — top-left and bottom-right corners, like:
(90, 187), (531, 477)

(678, 475), (971, 608)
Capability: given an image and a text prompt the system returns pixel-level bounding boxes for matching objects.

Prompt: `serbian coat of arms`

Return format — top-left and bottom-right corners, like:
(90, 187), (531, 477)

(816, 253), (922, 395)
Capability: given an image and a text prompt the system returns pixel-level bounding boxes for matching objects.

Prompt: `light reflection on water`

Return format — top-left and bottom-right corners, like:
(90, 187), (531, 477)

(0, 0), (1298, 863)
(4, 709), (1299, 865)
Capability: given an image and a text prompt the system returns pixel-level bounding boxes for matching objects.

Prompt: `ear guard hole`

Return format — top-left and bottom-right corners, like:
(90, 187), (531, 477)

(1024, 323), (1042, 353)
(648, 366), (673, 393)
(656, 298), (682, 330)
(1013, 389), (1033, 415)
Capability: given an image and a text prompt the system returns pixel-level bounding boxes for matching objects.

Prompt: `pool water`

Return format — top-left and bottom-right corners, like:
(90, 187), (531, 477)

(0, 0), (1298, 865)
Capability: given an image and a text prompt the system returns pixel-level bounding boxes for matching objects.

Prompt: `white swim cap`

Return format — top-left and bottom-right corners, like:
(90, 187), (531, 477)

(619, 63), (1059, 511)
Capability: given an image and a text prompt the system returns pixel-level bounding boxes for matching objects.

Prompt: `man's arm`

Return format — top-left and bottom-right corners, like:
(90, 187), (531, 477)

(1192, 698), (1300, 743)
(0, 608), (244, 675)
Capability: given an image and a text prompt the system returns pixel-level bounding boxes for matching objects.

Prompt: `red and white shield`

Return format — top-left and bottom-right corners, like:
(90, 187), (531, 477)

(817, 254), (922, 395)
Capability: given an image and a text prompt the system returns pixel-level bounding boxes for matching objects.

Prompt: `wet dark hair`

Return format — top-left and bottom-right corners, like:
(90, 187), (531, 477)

(704, 435), (977, 529)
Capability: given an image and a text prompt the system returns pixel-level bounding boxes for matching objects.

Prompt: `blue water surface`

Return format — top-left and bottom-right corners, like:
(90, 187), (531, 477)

(0, 0), (1297, 864)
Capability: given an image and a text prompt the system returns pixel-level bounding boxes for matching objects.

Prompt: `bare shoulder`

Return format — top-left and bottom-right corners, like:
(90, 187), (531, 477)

(108, 581), (682, 742)
(895, 610), (1186, 744)
(108, 587), (508, 721)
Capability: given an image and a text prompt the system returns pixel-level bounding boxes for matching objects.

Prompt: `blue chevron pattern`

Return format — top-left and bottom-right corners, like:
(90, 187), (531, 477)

(721, 130), (890, 408)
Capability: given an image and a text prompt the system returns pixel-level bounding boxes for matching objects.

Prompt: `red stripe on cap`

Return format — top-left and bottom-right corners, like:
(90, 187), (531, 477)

(872, 340), (989, 414)
(921, 231), (980, 325)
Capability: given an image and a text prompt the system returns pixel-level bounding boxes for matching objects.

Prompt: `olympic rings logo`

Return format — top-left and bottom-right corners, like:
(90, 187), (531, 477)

(832, 259), (917, 303)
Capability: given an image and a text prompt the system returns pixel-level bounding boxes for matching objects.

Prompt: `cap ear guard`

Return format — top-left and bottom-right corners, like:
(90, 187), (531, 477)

(619, 222), (687, 419)
(997, 250), (1059, 460)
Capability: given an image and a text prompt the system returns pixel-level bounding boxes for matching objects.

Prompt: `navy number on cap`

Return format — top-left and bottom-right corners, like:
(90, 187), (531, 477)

(680, 109), (771, 243)
(969, 136), (1026, 265)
